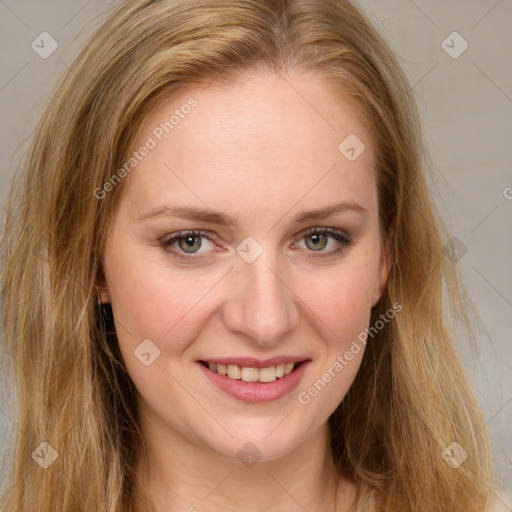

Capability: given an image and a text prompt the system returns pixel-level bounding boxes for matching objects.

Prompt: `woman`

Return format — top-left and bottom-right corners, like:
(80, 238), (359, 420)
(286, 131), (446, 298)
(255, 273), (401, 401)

(0, 0), (506, 510)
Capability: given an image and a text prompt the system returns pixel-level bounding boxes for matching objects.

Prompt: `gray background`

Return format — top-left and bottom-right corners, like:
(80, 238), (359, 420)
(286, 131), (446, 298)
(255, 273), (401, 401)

(0, 0), (510, 497)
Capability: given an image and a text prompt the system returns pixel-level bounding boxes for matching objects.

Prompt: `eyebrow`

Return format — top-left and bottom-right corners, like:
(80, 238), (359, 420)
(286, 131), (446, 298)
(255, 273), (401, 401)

(137, 201), (367, 225)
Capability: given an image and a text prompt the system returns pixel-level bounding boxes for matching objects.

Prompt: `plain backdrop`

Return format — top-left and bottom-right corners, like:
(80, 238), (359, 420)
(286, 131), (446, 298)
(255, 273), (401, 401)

(0, 0), (511, 496)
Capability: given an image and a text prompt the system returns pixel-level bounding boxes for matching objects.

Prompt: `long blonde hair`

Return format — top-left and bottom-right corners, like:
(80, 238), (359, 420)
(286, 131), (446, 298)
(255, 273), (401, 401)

(0, 0), (496, 510)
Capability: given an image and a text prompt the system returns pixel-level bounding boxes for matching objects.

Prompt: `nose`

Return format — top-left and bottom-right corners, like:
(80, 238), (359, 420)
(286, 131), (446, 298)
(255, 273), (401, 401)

(221, 250), (300, 347)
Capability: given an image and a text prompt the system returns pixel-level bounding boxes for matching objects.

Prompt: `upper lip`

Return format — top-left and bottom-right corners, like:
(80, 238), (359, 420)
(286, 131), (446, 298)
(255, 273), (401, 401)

(198, 356), (311, 368)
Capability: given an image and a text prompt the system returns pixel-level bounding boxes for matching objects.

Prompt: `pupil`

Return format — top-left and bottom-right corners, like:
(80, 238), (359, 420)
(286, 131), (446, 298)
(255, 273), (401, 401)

(307, 233), (327, 251)
(180, 236), (200, 252)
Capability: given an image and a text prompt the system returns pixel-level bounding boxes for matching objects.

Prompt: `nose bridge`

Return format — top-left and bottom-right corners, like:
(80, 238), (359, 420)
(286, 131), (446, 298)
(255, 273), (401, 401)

(223, 244), (299, 345)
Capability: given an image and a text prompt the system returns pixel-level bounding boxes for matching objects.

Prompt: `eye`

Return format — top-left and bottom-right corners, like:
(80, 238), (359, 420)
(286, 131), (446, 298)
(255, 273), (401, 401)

(293, 227), (352, 258)
(160, 227), (353, 262)
(160, 230), (217, 261)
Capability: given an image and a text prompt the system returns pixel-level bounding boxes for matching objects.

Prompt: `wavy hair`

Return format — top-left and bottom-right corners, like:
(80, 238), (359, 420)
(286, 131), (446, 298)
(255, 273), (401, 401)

(0, 0), (496, 510)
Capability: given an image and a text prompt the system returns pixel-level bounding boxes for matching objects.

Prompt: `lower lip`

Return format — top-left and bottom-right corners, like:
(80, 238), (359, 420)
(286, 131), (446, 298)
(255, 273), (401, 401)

(196, 360), (311, 403)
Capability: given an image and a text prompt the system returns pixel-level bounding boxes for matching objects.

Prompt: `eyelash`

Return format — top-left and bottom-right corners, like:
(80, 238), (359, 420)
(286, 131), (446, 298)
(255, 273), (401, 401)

(159, 228), (353, 262)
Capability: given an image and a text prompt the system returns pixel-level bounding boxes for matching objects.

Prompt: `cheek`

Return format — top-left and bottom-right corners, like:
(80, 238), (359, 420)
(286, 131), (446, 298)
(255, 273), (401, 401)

(108, 267), (176, 337)
(293, 259), (376, 411)
(105, 248), (222, 357)
(298, 257), (377, 344)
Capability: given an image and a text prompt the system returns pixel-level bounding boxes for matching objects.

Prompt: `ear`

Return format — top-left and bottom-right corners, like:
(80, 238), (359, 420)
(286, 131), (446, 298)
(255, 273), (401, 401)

(372, 223), (394, 307)
(96, 267), (112, 304)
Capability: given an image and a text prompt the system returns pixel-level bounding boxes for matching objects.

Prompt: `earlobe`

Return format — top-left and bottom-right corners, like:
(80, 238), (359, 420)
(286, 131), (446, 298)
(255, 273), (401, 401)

(96, 269), (112, 304)
(99, 289), (111, 304)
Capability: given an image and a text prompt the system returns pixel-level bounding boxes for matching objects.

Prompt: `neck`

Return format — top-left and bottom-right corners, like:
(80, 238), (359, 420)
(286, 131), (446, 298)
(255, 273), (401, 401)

(133, 416), (353, 512)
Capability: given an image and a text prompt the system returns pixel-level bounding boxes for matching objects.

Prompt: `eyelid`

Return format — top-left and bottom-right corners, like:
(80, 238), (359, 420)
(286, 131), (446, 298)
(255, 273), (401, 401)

(159, 229), (217, 261)
(295, 226), (351, 242)
(291, 227), (353, 258)
(160, 229), (214, 245)
(160, 227), (353, 261)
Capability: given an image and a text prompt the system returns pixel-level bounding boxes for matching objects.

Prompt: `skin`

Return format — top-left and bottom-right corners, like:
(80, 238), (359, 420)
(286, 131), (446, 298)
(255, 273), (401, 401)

(99, 70), (391, 512)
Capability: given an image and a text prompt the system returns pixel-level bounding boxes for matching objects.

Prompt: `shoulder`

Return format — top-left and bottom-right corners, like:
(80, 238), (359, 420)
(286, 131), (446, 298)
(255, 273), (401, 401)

(485, 491), (512, 512)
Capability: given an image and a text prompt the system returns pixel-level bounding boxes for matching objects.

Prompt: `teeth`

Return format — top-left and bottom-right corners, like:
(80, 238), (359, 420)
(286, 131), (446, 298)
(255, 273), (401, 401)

(259, 366), (277, 383)
(227, 364), (241, 379)
(207, 361), (298, 382)
(241, 367), (259, 382)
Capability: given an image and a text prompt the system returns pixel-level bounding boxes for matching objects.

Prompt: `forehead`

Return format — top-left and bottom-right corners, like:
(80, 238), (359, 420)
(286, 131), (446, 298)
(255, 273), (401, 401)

(119, 71), (377, 219)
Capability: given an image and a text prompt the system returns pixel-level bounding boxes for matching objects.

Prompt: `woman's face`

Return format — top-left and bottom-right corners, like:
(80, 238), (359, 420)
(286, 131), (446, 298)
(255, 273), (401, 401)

(100, 71), (390, 462)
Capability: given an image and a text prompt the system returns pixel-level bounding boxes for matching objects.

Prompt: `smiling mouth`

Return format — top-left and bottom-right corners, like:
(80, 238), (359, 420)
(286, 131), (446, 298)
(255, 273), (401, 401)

(199, 360), (307, 383)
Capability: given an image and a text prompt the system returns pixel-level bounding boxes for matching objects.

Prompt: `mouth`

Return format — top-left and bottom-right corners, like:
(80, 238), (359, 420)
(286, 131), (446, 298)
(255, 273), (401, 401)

(198, 359), (309, 383)
(196, 358), (312, 403)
